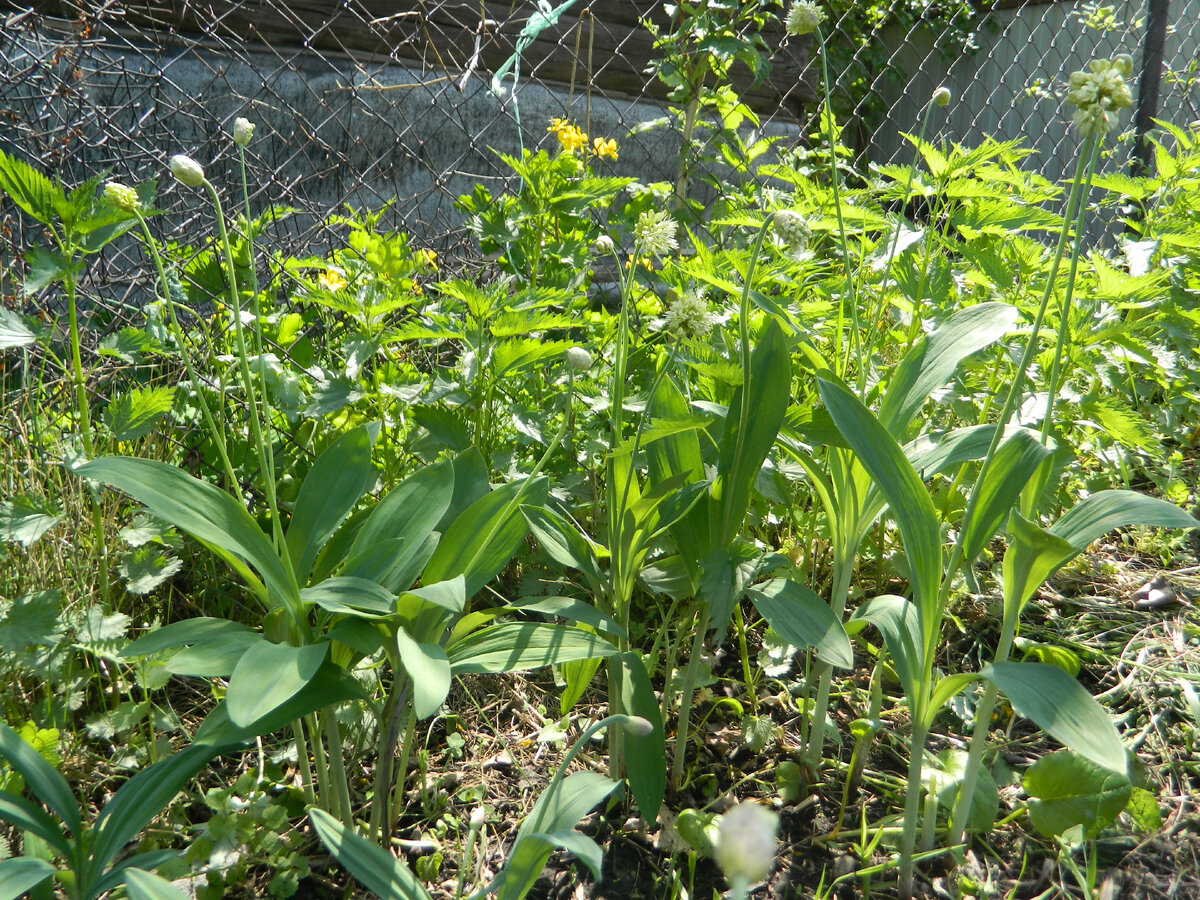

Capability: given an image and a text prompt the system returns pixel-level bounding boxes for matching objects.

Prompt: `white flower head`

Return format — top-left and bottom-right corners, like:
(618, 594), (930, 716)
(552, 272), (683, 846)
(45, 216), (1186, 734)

(714, 801), (779, 885)
(169, 154), (205, 187)
(932, 86), (952, 108)
(634, 209), (678, 258)
(565, 346), (593, 371)
(785, 1), (826, 36)
(772, 209), (811, 252)
(1065, 57), (1132, 137)
(232, 117), (255, 147)
(663, 290), (713, 340)
(103, 181), (140, 213)
(593, 234), (615, 256)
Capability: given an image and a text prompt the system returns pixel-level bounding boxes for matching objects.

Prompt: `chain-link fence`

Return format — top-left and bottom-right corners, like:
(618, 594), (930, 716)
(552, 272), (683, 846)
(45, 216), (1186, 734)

(3, 0), (1198, 314)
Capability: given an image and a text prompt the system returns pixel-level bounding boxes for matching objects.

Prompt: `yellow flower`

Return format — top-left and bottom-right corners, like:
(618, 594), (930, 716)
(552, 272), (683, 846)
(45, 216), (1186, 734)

(548, 117), (588, 155)
(417, 248), (438, 271)
(592, 137), (618, 160)
(318, 266), (348, 292)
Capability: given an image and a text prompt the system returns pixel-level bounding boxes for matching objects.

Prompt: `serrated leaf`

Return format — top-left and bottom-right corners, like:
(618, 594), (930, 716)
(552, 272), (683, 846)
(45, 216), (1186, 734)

(98, 328), (160, 363)
(0, 147), (65, 225)
(0, 308), (36, 349)
(0, 496), (62, 548)
(0, 590), (63, 652)
(118, 546), (184, 595)
(103, 387), (175, 442)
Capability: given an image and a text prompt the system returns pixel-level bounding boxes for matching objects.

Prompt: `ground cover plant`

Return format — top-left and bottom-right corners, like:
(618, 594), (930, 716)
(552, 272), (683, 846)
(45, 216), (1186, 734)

(3, 4), (1200, 899)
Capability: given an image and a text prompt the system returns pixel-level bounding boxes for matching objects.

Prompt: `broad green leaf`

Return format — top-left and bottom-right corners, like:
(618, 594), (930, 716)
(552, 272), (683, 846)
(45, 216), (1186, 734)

(340, 535), (437, 595)
(981, 662), (1126, 774)
(0, 723), (81, 836)
(309, 807), (431, 900)
(497, 771), (620, 900)
(447, 623), (618, 674)
(878, 302), (1019, 437)
(926, 748), (999, 834)
(424, 476), (548, 597)
(712, 320), (789, 545)
(747, 579), (853, 669)
(961, 429), (1053, 565)
(77, 457), (296, 610)
(287, 424), (377, 583)
(1022, 749), (1132, 838)
(103, 387), (175, 442)
(619, 652), (666, 823)
(226, 641), (328, 728)
(507, 596), (625, 640)
(1014, 638), (1082, 677)
(193, 662), (367, 746)
(123, 868), (192, 900)
(645, 377), (709, 583)
(441, 448), (491, 532)
(1126, 787), (1162, 833)
(164, 631), (262, 678)
(0, 496), (61, 548)
(0, 794), (73, 857)
(89, 743), (228, 886)
(819, 379), (942, 641)
(0, 857), (57, 900)
(302, 577), (397, 619)
(1049, 490), (1197, 551)
(559, 655), (604, 716)
(846, 596), (923, 705)
(394, 628), (451, 719)
(0, 307), (37, 349)
(348, 460), (454, 583)
(1003, 512), (1076, 617)
(122, 617), (257, 658)
(521, 505), (605, 592)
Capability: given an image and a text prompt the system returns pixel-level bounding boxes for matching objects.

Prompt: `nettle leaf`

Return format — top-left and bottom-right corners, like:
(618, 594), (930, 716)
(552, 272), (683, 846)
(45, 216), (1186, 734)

(0, 495), (62, 548)
(24, 247), (83, 295)
(118, 546), (184, 595)
(0, 307), (37, 349)
(0, 147), (66, 225)
(103, 386), (176, 442)
(1023, 749), (1132, 839)
(0, 590), (64, 652)
(76, 604), (132, 643)
(98, 328), (162, 363)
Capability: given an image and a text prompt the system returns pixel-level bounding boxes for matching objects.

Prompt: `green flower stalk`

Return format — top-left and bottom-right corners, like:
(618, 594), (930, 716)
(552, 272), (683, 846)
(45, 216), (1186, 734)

(941, 57), (1117, 867)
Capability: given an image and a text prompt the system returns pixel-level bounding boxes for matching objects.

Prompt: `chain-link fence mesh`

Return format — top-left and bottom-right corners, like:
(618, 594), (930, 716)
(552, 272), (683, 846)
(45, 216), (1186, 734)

(3, 0), (1198, 320)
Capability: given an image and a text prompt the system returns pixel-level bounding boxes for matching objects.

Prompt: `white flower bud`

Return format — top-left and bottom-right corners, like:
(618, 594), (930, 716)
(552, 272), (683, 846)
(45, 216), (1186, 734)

(169, 154), (205, 187)
(103, 181), (140, 213)
(232, 117), (255, 147)
(565, 346), (593, 371)
(1113, 53), (1134, 77)
(932, 86), (952, 108)
(715, 801), (779, 885)
(469, 807), (487, 828)
(593, 234), (615, 255)
(623, 716), (653, 737)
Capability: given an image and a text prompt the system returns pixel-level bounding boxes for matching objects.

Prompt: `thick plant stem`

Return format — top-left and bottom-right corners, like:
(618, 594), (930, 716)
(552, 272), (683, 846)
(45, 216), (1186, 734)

(322, 709), (353, 827)
(671, 603), (710, 791)
(291, 718), (317, 806)
(804, 549), (854, 769)
(371, 681), (409, 842)
(946, 614), (1017, 849)
(898, 712), (931, 900)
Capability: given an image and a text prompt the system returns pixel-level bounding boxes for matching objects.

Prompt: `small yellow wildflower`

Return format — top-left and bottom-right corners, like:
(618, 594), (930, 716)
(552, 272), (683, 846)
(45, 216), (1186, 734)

(318, 266), (348, 292)
(417, 248), (438, 271)
(547, 117), (588, 155)
(592, 137), (618, 160)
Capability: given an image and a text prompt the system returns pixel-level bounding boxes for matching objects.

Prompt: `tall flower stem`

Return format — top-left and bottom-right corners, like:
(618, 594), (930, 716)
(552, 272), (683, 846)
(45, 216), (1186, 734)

(132, 213), (238, 490)
(933, 132), (1102, 869)
(814, 26), (860, 382)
